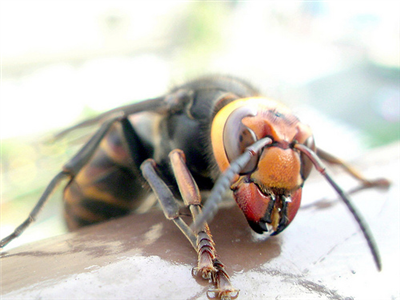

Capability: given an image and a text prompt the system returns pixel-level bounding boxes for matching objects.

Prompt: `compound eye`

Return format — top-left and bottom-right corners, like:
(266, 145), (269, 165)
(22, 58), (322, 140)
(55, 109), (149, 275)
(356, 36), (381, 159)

(223, 106), (258, 174)
(300, 135), (316, 180)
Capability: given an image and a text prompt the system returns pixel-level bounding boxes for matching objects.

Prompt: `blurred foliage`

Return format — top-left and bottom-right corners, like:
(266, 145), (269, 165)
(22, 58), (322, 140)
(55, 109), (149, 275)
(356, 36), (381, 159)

(173, 2), (230, 78)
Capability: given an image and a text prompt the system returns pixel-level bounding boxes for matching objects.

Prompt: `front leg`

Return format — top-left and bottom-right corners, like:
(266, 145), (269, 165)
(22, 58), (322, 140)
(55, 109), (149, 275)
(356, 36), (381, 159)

(140, 150), (238, 299)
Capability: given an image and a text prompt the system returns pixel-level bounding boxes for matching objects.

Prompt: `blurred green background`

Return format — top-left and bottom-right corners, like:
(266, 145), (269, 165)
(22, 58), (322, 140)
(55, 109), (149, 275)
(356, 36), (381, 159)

(1, 1), (399, 248)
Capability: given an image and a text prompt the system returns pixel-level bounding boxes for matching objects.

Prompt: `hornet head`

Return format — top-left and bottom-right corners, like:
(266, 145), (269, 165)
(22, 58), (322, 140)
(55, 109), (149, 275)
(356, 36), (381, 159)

(211, 98), (316, 235)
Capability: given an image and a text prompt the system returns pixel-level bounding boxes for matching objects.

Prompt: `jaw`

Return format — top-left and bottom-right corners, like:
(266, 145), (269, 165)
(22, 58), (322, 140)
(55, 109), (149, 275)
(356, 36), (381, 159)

(232, 177), (302, 235)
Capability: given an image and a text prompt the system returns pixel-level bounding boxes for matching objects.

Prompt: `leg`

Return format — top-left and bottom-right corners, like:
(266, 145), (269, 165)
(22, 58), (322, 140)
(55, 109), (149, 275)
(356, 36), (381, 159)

(0, 171), (69, 248)
(1, 116), (123, 249)
(140, 150), (239, 299)
(140, 159), (196, 247)
(317, 148), (390, 191)
(168, 150), (231, 282)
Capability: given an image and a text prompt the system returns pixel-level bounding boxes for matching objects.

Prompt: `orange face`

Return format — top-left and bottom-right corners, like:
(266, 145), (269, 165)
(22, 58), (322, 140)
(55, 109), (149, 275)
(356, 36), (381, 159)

(211, 98), (315, 235)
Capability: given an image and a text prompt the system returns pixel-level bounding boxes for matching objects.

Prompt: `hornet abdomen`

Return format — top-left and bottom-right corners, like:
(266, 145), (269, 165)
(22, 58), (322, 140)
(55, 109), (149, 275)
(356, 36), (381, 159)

(63, 122), (149, 230)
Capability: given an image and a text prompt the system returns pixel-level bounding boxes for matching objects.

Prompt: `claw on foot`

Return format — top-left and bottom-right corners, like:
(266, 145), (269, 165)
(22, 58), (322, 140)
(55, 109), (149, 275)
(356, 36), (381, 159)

(206, 288), (240, 300)
(206, 259), (239, 300)
(192, 265), (216, 280)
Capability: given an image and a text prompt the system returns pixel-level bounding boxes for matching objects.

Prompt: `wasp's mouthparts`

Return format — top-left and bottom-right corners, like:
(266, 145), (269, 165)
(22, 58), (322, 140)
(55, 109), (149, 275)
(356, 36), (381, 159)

(232, 177), (302, 235)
